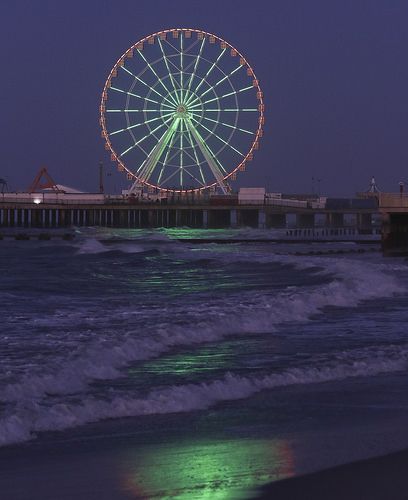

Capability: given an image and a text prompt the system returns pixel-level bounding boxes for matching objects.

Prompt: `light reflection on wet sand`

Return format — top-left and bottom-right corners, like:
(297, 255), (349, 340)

(120, 438), (294, 499)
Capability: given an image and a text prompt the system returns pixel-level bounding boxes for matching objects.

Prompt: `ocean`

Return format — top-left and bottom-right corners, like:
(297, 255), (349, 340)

(1, 228), (408, 499)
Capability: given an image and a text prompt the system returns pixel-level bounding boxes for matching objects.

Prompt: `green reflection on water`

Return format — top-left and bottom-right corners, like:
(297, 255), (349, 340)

(163, 228), (237, 240)
(129, 348), (231, 378)
(122, 438), (293, 499)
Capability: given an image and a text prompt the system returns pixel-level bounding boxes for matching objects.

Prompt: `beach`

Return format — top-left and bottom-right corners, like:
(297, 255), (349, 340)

(1, 228), (408, 498)
(255, 448), (408, 500)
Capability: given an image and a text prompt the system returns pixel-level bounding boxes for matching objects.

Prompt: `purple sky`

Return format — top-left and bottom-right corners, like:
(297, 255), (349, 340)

(1, 0), (407, 195)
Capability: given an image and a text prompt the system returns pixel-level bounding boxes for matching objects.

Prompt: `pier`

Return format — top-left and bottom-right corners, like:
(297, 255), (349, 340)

(0, 193), (379, 232)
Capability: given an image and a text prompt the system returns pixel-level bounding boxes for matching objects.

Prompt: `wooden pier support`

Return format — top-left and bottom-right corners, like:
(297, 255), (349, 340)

(0, 204), (380, 235)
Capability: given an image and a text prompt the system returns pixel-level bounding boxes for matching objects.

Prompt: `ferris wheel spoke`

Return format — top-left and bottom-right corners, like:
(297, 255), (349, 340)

(199, 65), (244, 99)
(185, 126), (206, 184)
(163, 35), (197, 59)
(121, 66), (175, 108)
(109, 112), (174, 136)
(165, 56), (183, 75)
(190, 115), (244, 157)
(205, 108), (258, 112)
(202, 86), (254, 105)
(120, 116), (173, 157)
(185, 118), (228, 193)
(186, 65), (244, 107)
(183, 148), (200, 165)
(157, 37), (180, 97)
(157, 128), (179, 184)
(180, 119), (184, 185)
(106, 109), (171, 113)
(192, 48), (226, 97)
(109, 86), (161, 105)
(135, 50), (177, 105)
(181, 58), (197, 75)
(163, 137), (183, 165)
(159, 165), (184, 187)
(185, 36), (206, 96)
(137, 117), (180, 182)
(180, 32), (184, 103)
(182, 166), (207, 187)
(199, 115), (255, 135)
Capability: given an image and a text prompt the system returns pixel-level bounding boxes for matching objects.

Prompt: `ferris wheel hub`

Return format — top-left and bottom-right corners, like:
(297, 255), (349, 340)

(176, 104), (188, 115)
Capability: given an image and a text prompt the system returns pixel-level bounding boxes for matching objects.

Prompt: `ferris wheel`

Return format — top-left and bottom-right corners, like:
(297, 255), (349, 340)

(100, 28), (264, 194)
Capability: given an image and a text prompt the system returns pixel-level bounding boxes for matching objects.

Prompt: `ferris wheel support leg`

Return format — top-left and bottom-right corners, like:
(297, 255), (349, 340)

(185, 119), (230, 195)
(126, 117), (180, 194)
(127, 179), (145, 196)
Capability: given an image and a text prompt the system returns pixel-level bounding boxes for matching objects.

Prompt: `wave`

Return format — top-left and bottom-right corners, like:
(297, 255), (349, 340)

(0, 257), (403, 404)
(76, 238), (153, 255)
(1, 343), (407, 446)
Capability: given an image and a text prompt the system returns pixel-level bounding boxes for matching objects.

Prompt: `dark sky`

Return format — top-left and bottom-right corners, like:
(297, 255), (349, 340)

(1, 0), (407, 195)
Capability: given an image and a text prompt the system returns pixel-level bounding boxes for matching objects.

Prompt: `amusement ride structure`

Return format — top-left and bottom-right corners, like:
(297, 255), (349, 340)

(100, 28), (264, 195)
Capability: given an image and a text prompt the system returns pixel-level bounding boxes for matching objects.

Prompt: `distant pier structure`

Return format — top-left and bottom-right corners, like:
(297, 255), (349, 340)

(379, 192), (408, 255)
(0, 188), (379, 232)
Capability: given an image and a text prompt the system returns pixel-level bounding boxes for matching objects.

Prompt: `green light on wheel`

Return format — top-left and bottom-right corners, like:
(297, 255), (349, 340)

(101, 28), (264, 193)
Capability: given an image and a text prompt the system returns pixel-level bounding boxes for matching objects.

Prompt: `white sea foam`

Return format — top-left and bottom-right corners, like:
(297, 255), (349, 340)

(76, 238), (110, 254)
(76, 238), (150, 255)
(0, 256), (403, 408)
(1, 343), (407, 447)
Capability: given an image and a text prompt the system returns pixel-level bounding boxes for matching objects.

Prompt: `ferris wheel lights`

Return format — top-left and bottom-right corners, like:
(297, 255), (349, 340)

(101, 28), (263, 193)
(259, 117), (265, 125)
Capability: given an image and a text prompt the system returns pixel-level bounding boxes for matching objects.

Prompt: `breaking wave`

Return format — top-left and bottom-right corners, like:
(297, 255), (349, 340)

(1, 343), (407, 446)
(1, 257), (402, 405)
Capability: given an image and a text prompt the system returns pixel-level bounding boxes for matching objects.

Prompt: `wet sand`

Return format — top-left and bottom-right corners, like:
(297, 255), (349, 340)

(2, 437), (408, 499)
(254, 447), (408, 500)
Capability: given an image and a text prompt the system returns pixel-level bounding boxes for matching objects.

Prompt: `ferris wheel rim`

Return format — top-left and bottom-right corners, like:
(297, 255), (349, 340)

(100, 28), (265, 193)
